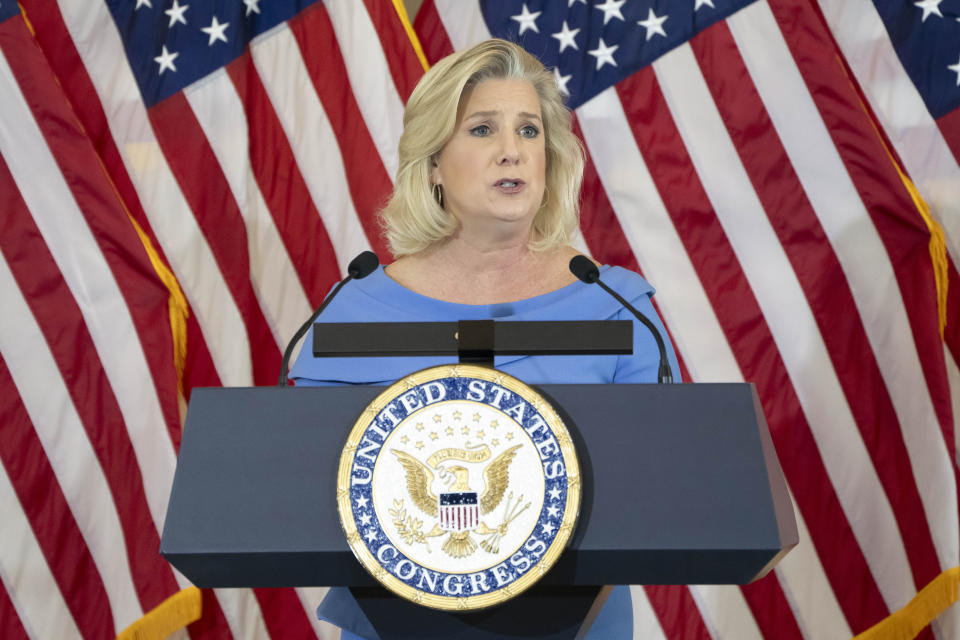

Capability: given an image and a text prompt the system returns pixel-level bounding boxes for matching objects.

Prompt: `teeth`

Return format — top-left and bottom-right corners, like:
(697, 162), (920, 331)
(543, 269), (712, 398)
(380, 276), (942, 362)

(500, 181), (517, 187)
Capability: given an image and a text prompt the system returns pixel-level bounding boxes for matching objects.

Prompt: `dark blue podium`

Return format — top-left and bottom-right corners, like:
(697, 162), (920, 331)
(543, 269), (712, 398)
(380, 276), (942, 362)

(160, 381), (796, 638)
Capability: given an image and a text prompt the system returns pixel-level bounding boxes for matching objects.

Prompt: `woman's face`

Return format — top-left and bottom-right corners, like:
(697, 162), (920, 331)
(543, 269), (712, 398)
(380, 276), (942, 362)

(432, 78), (546, 239)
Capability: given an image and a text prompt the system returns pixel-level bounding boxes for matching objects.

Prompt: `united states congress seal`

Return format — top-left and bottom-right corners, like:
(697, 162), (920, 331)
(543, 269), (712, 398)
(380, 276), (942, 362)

(337, 364), (581, 610)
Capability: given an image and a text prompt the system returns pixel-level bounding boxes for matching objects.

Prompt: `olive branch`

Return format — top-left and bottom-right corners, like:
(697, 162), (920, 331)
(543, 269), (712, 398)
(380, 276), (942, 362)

(389, 499), (432, 552)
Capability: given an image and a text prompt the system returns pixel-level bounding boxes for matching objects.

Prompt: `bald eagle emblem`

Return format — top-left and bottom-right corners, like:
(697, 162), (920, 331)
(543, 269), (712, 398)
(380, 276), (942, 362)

(337, 365), (581, 611)
(392, 444), (530, 558)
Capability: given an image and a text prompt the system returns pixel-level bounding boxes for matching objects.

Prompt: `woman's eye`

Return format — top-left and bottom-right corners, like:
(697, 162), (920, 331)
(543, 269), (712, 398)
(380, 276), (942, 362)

(519, 125), (540, 139)
(470, 124), (491, 137)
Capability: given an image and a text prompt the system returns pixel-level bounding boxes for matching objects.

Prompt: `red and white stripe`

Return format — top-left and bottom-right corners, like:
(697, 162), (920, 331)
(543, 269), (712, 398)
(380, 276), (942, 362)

(3, 0), (957, 636)
(418, 0), (957, 637)
(814, 0), (960, 474)
(440, 502), (479, 531)
(3, 0), (420, 636)
(813, 0), (960, 263)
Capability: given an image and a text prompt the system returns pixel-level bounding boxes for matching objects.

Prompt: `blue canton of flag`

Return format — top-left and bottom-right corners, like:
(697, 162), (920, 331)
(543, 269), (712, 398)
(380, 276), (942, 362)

(871, 0), (960, 118)
(479, 0), (757, 109)
(106, 0), (322, 107)
(0, 2), (20, 23)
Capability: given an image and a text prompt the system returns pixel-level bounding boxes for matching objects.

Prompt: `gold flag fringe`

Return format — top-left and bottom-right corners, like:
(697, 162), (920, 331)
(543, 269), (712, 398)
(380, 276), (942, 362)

(837, 59), (948, 338)
(891, 163), (948, 338)
(116, 586), (201, 640)
(126, 215), (189, 397)
(854, 567), (959, 640)
(392, 0), (430, 72)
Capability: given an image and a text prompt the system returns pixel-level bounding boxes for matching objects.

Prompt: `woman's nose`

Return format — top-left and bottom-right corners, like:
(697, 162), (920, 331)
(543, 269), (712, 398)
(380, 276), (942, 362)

(497, 132), (520, 165)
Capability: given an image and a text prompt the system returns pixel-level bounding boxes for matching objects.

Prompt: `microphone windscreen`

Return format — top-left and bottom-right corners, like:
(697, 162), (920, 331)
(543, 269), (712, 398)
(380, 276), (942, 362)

(348, 251), (380, 279)
(569, 255), (600, 284)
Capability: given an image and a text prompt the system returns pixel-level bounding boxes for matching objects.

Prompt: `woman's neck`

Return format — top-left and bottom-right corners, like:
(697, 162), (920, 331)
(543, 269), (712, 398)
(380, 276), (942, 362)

(431, 234), (535, 274)
(386, 237), (579, 305)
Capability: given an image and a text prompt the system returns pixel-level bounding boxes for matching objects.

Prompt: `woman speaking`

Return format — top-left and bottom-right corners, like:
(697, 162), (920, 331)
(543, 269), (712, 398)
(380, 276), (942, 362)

(291, 38), (680, 639)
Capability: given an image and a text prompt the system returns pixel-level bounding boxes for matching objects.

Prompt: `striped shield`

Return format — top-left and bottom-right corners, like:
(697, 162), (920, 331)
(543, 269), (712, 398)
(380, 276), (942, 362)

(439, 492), (479, 532)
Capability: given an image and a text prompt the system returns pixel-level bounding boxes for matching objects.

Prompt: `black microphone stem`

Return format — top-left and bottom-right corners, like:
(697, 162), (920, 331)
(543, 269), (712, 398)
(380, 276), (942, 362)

(569, 255), (673, 384)
(277, 276), (352, 386)
(278, 251), (379, 386)
(593, 280), (673, 384)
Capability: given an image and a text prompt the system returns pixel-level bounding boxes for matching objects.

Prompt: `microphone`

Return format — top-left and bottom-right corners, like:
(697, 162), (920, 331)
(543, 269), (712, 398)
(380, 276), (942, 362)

(570, 255), (674, 384)
(278, 251), (379, 386)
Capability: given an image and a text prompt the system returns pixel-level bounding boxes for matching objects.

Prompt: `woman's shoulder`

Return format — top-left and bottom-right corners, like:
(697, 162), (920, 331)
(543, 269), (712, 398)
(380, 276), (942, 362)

(548, 247), (655, 298)
(599, 264), (656, 297)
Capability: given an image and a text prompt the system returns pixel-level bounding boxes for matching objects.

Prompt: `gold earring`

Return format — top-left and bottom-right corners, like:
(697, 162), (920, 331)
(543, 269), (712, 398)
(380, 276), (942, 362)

(541, 186), (550, 208)
(433, 183), (443, 207)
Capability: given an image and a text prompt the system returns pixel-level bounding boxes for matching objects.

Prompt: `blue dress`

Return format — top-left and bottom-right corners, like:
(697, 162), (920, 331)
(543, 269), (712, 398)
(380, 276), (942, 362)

(290, 264), (680, 639)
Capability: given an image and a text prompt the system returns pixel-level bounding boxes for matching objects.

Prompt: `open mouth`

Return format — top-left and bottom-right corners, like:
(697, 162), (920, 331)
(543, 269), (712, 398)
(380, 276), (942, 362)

(495, 179), (524, 190)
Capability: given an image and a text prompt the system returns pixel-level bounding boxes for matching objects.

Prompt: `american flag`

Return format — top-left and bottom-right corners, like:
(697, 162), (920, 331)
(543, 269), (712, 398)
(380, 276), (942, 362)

(0, 0), (957, 639)
(817, 0), (960, 448)
(415, 0), (959, 639)
(1, 0), (421, 637)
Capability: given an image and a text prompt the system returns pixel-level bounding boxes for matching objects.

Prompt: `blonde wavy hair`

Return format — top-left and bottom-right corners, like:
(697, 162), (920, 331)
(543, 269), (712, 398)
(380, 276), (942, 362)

(380, 39), (584, 257)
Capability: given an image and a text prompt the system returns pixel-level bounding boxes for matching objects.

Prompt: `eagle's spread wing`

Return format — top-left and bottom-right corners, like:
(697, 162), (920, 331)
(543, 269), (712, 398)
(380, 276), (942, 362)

(391, 449), (438, 517)
(480, 445), (522, 514)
